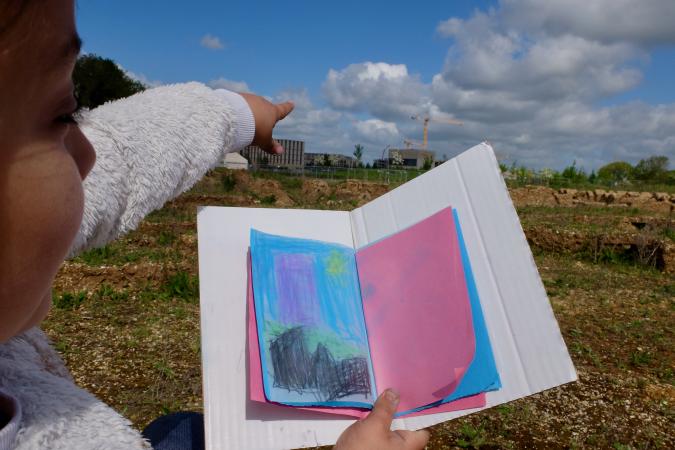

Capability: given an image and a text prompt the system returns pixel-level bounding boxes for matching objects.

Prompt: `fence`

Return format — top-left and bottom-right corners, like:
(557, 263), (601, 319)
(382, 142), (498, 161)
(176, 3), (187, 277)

(249, 164), (426, 185)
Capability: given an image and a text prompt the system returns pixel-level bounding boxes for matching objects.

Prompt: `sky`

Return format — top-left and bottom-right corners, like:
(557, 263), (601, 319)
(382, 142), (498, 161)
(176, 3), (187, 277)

(77, 0), (675, 170)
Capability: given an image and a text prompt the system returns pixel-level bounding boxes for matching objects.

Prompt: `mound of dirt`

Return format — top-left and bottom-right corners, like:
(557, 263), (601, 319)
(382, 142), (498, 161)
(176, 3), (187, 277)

(333, 180), (389, 205)
(229, 171), (294, 207)
(524, 220), (674, 273)
(301, 179), (331, 203)
(511, 186), (674, 214)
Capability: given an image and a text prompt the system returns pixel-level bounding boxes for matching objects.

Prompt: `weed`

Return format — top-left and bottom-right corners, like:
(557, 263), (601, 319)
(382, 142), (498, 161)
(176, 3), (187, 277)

(496, 405), (512, 416)
(77, 245), (117, 265)
(153, 360), (175, 379)
(629, 350), (652, 367)
(163, 272), (199, 302)
(221, 173), (236, 192)
(94, 284), (129, 302)
(157, 230), (176, 246)
(570, 342), (603, 367)
(260, 194), (276, 205)
(53, 291), (87, 310)
(612, 443), (632, 450)
(456, 423), (487, 449)
(53, 340), (70, 354)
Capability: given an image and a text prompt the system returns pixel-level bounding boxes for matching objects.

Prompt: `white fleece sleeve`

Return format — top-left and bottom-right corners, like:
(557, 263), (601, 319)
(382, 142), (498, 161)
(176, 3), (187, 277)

(67, 82), (255, 257)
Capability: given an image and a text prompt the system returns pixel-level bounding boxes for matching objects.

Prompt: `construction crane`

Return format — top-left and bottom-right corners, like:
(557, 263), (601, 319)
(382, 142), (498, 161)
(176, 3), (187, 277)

(403, 138), (424, 149)
(410, 115), (463, 149)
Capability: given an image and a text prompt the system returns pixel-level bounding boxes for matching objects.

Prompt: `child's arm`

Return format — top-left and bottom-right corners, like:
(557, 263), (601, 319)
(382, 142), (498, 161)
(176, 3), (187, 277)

(68, 82), (268, 256)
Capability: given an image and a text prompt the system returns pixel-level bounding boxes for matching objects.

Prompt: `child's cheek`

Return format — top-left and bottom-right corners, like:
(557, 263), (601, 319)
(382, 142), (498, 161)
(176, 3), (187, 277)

(0, 143), (84, 340)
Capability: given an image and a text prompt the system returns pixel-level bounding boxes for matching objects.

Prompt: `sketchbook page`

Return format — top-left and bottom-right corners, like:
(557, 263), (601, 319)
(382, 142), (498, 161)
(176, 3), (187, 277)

(355, 207), (475, 413)
(349, 143), (576, 432)
(403, 208), (501, 415)
(250, 229), (377, 408)
(246, 253), (487, 419)
(200, 206), (367, 450)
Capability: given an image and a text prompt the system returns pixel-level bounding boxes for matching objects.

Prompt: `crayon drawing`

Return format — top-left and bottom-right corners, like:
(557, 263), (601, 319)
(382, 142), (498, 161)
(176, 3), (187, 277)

(250, 229), (376, 407)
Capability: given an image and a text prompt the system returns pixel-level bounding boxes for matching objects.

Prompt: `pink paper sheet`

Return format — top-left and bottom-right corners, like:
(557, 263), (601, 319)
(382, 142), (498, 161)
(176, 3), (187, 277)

(247, 253), (485, 418)
(356, 207), (476, 412)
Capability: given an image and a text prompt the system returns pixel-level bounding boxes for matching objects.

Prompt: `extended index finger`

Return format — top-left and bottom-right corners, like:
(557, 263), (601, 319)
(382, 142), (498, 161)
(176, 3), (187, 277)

(275, 101), (294, 121)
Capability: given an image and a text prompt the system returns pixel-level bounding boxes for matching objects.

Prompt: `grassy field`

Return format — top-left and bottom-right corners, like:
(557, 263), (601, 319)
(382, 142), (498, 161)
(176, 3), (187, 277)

(44, 169), (674, 449)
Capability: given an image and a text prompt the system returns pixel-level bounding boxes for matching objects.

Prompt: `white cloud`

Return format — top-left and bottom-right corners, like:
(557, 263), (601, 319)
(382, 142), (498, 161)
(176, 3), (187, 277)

(500, 0), (675, 47)
(354, 119), (400, 143)
(207, 77), (249, 92)
(322, 62), (431, 120)
(200, 34), (225, 50)
(308, 0), (675, 169)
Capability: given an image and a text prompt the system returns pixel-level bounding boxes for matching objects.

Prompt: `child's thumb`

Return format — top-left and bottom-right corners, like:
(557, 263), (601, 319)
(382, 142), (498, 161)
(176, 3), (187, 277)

(364, 389), (399, 431)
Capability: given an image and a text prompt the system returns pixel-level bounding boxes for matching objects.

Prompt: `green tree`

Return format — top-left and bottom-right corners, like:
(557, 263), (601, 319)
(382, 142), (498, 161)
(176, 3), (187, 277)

(73, 54), (146, 109)
(588, 170), (597, 184)
(514, 165), (533, 184)
(561, 160), (587, 183)
(322, 154), (331, 167)
(633, 156), (669, 182)
(597, 161), (633, 184)
(422, 155), (434, 171)
(353, 144), (364, 166)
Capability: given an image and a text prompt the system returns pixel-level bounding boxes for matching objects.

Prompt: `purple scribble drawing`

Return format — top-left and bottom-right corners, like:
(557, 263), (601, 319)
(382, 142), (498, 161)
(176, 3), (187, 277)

(274, 253), (323, 327)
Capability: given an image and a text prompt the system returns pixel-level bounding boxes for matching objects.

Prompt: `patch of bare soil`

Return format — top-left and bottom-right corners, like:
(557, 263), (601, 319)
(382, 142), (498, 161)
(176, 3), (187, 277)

(42, 174), (674, 449)
(511, 186), (675, 214)
(524, 217), (674, 272)
(333, 180), (389, 205)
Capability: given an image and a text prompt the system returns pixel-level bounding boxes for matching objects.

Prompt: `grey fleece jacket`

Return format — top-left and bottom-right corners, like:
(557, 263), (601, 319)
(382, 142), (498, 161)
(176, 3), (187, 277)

(0, 82), (254, 449)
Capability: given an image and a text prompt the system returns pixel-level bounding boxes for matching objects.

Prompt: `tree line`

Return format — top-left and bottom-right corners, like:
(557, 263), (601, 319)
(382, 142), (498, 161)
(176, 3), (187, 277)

(501, 156), (673, 187)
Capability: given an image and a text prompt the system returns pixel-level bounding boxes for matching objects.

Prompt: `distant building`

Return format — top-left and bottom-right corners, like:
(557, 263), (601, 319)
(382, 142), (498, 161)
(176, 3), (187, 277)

(241, 139), (304, 168)
(220, 152), (248, 170)
(388, 148), (435, 169)
(372, 158), (387, 169)
(305, 153), (357, 168)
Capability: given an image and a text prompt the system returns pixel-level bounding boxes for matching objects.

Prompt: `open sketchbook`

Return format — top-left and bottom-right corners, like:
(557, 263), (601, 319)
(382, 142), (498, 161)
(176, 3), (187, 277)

(197, 143), (577, 449)
(249, 207), (501, 415)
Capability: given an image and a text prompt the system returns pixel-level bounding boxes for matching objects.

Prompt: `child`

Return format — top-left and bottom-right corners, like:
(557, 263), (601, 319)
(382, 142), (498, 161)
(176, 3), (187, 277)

(0, 1), (429, 449)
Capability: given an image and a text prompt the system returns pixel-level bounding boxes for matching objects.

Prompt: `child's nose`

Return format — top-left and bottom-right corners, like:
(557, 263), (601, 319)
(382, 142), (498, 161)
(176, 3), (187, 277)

(65, 125), (96, 180)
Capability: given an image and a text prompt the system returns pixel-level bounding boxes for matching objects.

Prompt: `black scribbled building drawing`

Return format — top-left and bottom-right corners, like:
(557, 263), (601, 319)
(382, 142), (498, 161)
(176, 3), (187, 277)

(269, 326), (371, 402)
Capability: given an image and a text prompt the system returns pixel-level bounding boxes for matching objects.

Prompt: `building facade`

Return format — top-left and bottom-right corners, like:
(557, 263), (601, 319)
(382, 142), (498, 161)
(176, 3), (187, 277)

(388, 148), (435, 169)
(304, 153), (357, 167)
(241, 139), (304, 168)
